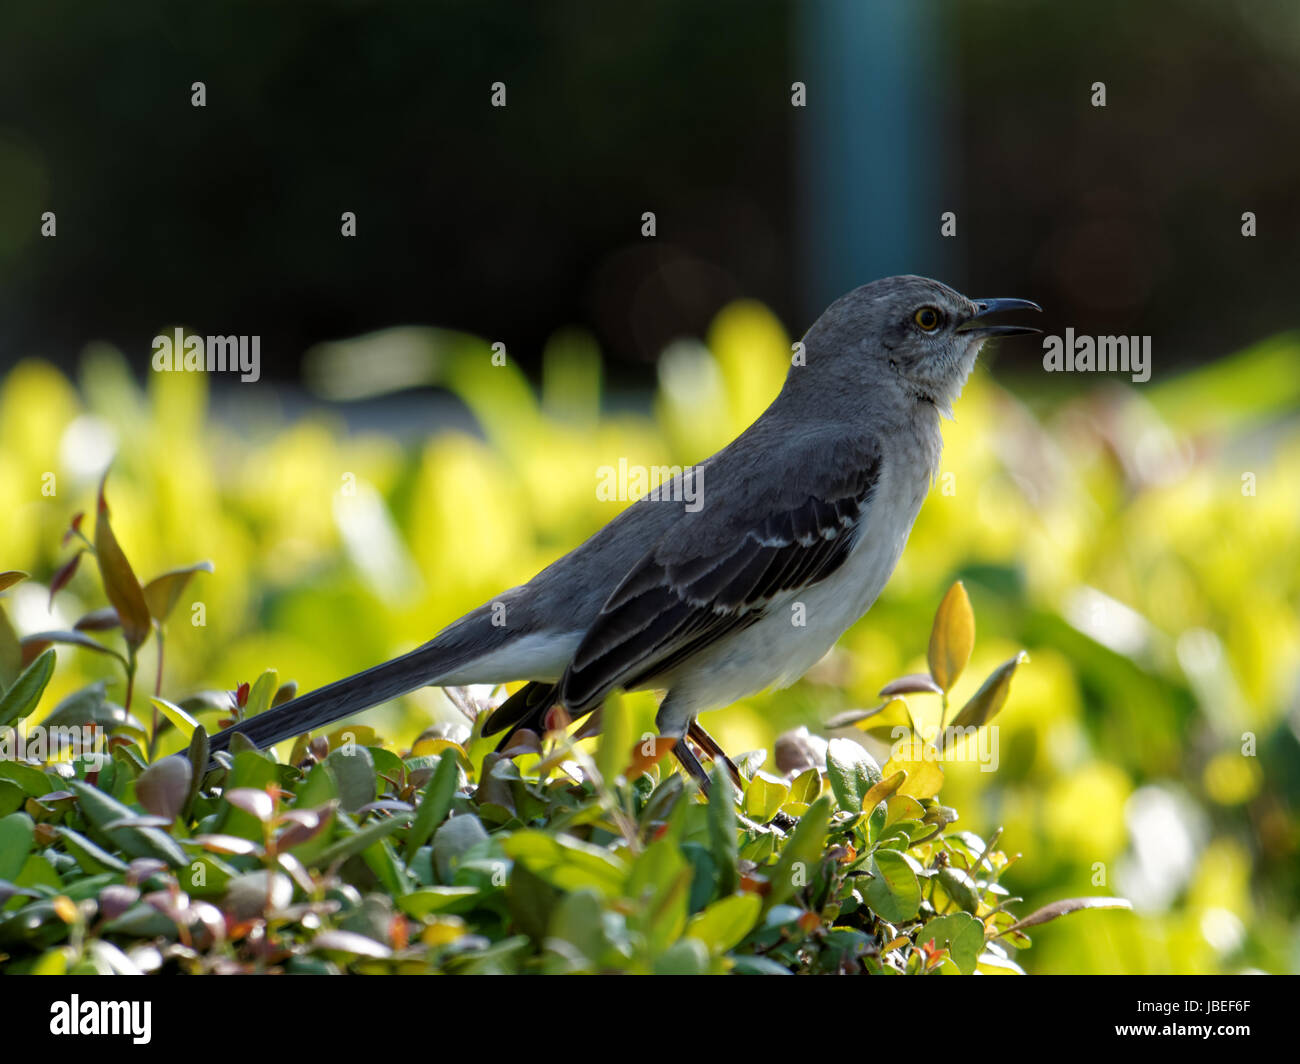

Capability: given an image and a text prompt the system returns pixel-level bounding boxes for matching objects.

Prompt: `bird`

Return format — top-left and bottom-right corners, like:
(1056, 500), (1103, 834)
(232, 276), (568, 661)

(206, 276), (1040, 791)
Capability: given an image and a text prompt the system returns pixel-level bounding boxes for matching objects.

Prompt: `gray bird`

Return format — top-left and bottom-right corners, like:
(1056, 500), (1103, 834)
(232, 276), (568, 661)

(206, 276), (1040, 788)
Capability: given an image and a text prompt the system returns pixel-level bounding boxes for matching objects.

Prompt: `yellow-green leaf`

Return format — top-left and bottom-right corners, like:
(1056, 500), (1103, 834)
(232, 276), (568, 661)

(861, 770), (906, 813)
(142, 561), (213, 623)
(787, 767), (822, 806)
(928, 581), (974, 692)
(884, 794), (925, 829)
(686, 892), (762, 954)
(595, 691), (631, 786)
(856, 697), (918, 743)
(883, 752), (945, 800)
(743, 770), (790, 821)
(151, 696), (198, 738)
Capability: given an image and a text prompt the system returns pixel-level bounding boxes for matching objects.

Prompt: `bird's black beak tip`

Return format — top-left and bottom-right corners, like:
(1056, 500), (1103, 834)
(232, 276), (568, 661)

(957, 297), (1043, 337)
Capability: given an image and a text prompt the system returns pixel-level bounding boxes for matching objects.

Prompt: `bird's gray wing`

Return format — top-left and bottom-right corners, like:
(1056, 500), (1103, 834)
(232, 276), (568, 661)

(559, 436), (882, 711)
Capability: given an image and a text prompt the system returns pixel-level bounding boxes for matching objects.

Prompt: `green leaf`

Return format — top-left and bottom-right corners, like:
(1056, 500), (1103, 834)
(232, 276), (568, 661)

(627, 836), (691, 955)
(503, 830), (627, 898)
(397, 886), (478, 918)
(21, 630), (127, 667)
(219, 750), (279, 840)
(1001, 896), (1133, 934)
(595, 690), (631, 785)
(68, 779), (187, 868)
(707, 764), (739, 896)
(787, 767), (822, 806)
(0, 812), (36, 881)
(141, 561), (213, 623)
(0, 760), (56, 797)
(866, 849), (921, 923)
(765, 795), (833, 911)
(654, 937), (709, 975)
(326, 746), (376, 813)
(920, 912), (984, 974)
(928, 581), (975, 692)
(40, 682), (127, 730)
(431, 813), (490, 883)
(686, 892), (763, 954)
(312, 810), (414, 868)
(825, 738), (882, 813)
(941, 651), (1029, 749)
(404, 748), (459, 861)
(184, 725), (208, 816)
(244, 669), (278, 719)
(0, 647), (56, 727)
(55, 826), (129, 874)
(93, 476), (152, 652)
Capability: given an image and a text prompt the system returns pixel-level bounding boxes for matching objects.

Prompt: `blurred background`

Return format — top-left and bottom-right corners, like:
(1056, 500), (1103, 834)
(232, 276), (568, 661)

(1, 0), (1298, 973)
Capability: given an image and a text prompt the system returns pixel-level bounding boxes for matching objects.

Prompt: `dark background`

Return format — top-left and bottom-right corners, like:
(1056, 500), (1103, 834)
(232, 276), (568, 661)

(1, 0), (1296, 385)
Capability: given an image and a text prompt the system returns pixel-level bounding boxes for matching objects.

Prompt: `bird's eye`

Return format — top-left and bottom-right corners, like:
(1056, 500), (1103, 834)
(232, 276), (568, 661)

(913, 306), (942, 332)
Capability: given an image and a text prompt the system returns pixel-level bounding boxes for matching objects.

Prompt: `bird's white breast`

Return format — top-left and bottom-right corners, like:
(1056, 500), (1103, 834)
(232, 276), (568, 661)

(666, 446), (933, 715)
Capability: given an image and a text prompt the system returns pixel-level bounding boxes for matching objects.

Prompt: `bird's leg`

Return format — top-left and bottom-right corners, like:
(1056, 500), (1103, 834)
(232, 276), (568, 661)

(685, 720), (746, 791)
(670, 732), (712, 792)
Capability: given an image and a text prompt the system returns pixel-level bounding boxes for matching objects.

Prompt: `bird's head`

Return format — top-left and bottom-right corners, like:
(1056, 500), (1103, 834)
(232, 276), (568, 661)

(797, 275), (1041, 418)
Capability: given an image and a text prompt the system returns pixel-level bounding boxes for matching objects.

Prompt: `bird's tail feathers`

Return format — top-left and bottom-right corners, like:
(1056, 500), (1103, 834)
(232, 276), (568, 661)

(205, 641), (478, 760)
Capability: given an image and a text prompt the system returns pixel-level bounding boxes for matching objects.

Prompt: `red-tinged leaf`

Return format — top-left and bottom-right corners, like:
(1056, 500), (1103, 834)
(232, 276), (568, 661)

(73, 607), (120, 632)
(93, 475), (152, 651)
(142, 561), (214, 623)
(543, 703), (572, 733)
(310, 930), (392, 959)
(192, 834), (261, 856)
(499, 728), (543, 758)
(1001, 896), (1132, 935)
(879, 673), (943, 697)
(0, 571), (28, 593)
(134, 756), (192, 822)
(275, 851), (316, 894)
(62, 512), (85, 547)
(626, 736), (676, 778)
(125, 858), (169, 884)
(48, 553), (85, 608)
(235, 682), (250, 708)
(276, 802), (337, 849)
(97, 883), (140, 921)
(224, 787), (273, 822)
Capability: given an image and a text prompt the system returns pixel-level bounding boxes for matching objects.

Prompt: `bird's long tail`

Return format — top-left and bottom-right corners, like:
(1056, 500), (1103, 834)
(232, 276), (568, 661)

(206, 640), (480, 760)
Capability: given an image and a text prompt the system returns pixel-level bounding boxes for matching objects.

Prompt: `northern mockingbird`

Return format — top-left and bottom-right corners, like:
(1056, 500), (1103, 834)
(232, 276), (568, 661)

(207, 276), (1040, 788)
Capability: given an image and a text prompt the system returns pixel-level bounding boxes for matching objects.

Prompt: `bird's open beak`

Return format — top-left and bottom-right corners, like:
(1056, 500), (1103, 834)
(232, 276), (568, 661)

(956, 297), (1043, 337)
